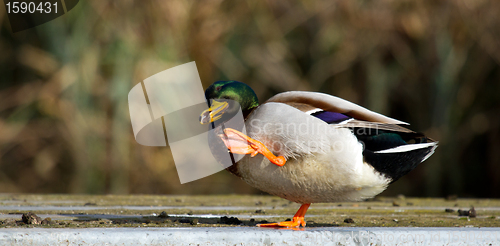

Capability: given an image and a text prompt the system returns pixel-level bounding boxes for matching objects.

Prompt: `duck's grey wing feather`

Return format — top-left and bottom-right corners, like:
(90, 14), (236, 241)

(336, 120), (415, 133)
(266, 91), (408, 125)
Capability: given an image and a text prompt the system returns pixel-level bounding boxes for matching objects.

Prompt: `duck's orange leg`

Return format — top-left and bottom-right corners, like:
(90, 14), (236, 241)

(257, 204), (310, 228)
(219, 128), (286, 166)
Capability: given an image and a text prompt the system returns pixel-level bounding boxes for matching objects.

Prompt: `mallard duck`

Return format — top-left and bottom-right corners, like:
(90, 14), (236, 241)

(200, 80), (437, 227)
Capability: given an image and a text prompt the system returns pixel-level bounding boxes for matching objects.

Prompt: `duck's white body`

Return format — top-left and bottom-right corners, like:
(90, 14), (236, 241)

(234, 102), (391, 204)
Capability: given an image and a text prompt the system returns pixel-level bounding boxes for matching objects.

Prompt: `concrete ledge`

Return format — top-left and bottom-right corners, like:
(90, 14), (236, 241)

(1, 227), (499, 245)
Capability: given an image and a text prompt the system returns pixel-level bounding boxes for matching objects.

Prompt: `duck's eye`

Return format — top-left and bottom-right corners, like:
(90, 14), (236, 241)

(215, 86), (222, 91)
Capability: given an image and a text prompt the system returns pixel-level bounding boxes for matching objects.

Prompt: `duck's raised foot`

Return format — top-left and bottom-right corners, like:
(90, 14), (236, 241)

(219, 128), (286, 166)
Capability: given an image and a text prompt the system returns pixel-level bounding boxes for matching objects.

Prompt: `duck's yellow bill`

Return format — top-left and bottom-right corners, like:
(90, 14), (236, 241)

(199, 100), (229, 124)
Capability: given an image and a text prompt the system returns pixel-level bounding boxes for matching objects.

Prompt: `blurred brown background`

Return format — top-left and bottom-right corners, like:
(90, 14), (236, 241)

(0, 0), (499, 197)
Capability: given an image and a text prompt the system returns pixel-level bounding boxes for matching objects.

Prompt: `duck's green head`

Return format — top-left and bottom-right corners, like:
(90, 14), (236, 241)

(200, 81), (259, 124)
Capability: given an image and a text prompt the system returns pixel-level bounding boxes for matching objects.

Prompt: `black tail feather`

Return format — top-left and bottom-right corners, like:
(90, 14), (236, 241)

(351, 127), (437, 182)
(363, 145), (436, 183)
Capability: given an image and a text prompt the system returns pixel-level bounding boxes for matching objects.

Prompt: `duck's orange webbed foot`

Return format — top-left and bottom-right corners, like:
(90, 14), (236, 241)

(257, 217), (306, 228)
(257, 204), (310, 228)
(219, 128), (286, 166)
